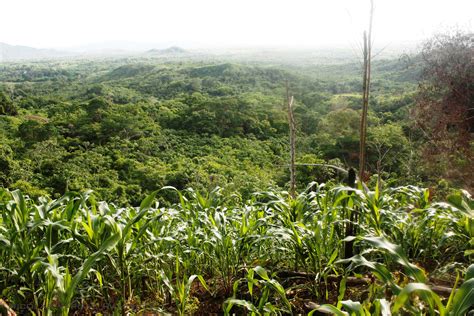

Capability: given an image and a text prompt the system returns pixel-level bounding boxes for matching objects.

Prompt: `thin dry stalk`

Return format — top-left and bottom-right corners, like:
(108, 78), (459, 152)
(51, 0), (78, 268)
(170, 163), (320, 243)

(359, 0), (374, 181)
(286, 82), (296, 198)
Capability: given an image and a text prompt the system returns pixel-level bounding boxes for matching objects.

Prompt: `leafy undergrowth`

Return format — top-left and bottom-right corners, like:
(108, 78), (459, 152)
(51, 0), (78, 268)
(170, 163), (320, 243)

(0, 183), (472, 315)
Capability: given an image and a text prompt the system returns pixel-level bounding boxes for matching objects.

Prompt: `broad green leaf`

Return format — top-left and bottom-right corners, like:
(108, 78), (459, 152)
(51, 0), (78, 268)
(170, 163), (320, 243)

(448, 279), (474, 316)
(337, 277), (347, 309)
(465, 264), (474, 280)
(363, 236), (426, 282)
(309, 304), (348, 316)
(139, 190), (159, 210)
(253, 266), (270, 281)
(341, 300), (365, 316)
(392, 283), (445, 316)
(377, 299), (391, 316)
(224, 298), (259, 314)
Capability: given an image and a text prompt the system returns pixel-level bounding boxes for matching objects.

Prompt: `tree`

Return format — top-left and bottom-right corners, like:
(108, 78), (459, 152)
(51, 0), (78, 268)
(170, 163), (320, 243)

(18, 120), (57, 143)
(317, 108), (361, 165)
(367, 124), (409, 180)
(0, 91), (17, 116)
(412, 31), (474, 190)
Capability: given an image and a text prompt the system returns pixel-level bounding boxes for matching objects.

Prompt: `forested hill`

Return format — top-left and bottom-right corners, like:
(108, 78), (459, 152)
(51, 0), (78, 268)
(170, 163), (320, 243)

(0, 54), (428, 204)
(0, 42), (73, 61)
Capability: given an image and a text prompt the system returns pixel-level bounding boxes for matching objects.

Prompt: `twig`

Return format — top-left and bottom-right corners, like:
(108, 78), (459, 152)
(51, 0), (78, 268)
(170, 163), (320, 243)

(277, 271), (456, 296)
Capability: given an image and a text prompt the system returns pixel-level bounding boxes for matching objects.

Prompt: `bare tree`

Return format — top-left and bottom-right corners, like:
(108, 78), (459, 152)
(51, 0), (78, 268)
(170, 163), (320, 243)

(412, 31), (474, 191)
(346, 0), (374, 260)
(359, 0), (374, 182)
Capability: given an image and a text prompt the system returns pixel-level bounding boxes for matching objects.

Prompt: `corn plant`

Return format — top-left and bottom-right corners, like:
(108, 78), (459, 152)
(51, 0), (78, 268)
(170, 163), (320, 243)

(159, 255), (209, 316)
(223, 266), (292, 315)
(0, 184), (472, 314)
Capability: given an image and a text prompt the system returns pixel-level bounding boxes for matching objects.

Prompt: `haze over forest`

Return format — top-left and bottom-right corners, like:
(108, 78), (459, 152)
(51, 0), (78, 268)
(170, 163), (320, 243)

(1, 0), (472, 63)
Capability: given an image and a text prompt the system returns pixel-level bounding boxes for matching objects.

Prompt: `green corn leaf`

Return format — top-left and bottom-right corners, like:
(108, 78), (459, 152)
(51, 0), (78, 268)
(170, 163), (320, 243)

(308, 304), (348, 316)
(363, 236), (426, 282)
(337, 277), (347, 309)
(253, 266), (270, 281)
(95, 270), (103, 288)
(445, 270), (461, 312)
(186, 274), (198, 294)
(448, 278), (474, 316)
(65, 232), (120, 304)
(341, 300), (366, 316)
(328, 248), (339, 265)
(224, 298), (259, 314)
(267, 279), (292, 313)
(376, 299), (391, 316)
(140, 190), (159, 210)
(465, 264), (474, 280)
(197, 275), (210, 293)
(160, 270), (175, 295)
(392, 283), (445, 316)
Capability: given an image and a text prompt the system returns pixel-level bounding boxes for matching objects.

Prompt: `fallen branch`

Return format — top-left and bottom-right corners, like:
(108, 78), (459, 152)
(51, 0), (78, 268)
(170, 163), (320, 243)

(276, 271), (455, 296)
(278, 270), (370, 285)
(429, 284), (456, 296)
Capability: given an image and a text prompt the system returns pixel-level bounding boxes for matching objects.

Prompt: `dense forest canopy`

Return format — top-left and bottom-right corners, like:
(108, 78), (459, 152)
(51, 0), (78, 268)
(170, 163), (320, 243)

(0, 33), (472, 203)
(1, 46), (453, 204)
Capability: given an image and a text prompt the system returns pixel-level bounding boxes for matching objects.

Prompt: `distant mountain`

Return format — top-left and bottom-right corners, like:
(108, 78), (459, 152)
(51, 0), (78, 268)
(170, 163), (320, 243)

(146, 46), (188, 55)
(0, 42), (72, 61)
(64, 41), (196, 53)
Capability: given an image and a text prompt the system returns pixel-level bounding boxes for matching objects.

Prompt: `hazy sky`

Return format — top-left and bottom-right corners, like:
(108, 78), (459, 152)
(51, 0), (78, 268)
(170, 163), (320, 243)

(1, 0), (472, 49)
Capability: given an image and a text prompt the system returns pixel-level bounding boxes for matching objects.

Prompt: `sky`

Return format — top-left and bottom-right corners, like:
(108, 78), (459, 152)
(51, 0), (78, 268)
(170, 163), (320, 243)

(0, 0), (472, 49)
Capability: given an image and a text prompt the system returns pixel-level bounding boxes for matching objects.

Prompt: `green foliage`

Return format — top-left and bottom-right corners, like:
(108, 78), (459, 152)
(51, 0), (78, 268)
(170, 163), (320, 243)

(0, 91), (18, 116)
(0, 184), (470, 314)
(0, 34), (470, 315)
(224, 266), (292, 315)
(0, 56), (430, 203)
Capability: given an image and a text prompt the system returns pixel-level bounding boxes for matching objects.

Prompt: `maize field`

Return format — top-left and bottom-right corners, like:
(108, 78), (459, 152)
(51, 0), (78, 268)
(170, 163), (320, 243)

(0, 183), (473, 315)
